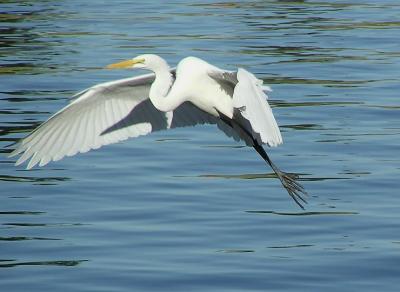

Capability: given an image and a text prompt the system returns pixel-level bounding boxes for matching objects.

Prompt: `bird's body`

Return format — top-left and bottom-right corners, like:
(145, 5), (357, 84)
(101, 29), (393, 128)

(9, 54), (306, 208)
(173, 57), (233, 118)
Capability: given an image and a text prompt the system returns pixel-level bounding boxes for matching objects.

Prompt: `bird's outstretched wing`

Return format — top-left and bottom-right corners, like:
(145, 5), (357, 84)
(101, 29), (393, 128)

(9, 71), (215, 169)
(209, 68), (282, 147)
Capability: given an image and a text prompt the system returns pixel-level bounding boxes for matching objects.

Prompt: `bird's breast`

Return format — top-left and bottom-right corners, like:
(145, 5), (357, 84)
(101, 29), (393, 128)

(188, 77), (234, 118)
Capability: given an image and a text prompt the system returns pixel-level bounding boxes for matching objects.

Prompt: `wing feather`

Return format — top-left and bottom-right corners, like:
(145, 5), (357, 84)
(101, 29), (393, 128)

(11, 64), (282, 169)
(10, 69), (220, 169)
(233, 68), (282, 146)
(208, 68), (282, 146)
(10, 73), (158, 168)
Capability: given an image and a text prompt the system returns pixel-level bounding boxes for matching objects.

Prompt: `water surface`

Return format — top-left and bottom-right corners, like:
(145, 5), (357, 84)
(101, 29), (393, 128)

(1, 1), (400, 291)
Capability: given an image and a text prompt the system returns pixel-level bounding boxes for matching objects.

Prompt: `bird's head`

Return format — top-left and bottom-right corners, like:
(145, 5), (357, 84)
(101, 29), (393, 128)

(106, 54), (168, 72)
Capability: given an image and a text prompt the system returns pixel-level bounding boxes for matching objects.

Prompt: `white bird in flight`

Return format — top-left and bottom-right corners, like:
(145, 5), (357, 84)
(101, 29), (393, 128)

(9, 54), (307, 208)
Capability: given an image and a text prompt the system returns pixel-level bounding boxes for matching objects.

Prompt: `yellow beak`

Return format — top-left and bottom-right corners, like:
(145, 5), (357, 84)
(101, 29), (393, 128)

(106, 58), (144, 69)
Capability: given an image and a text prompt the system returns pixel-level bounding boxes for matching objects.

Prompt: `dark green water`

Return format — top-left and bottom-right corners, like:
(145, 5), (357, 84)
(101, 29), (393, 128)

(1, 1), (400, 291)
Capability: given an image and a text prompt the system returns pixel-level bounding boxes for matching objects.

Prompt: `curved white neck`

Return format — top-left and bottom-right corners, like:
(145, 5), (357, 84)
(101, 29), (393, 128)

(149, 66), (181, 112)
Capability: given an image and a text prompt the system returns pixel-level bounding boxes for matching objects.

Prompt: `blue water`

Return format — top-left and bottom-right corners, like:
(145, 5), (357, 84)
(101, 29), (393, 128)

(1, 1), (400, 291)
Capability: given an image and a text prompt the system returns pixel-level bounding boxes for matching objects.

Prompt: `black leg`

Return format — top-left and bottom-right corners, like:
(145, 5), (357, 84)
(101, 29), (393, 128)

(252, 140), (307, 209)
(218, 112), (307, 209)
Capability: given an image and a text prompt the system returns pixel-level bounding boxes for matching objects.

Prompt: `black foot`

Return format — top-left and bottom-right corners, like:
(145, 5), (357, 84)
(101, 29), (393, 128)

(216, 112), (308, 209)
(275, 171), (307, 209)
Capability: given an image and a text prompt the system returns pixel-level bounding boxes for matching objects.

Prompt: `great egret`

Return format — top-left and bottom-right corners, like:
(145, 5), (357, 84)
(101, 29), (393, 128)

(9, 54), (307, 208)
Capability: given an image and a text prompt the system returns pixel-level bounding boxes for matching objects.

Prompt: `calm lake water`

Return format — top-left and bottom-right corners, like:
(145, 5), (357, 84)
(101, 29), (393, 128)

(1, 0), (400, 291)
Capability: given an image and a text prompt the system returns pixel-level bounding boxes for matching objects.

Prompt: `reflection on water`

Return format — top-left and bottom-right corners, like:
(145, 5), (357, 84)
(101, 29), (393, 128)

(267, 244), (314, 249)
(264, 76), (379, 87)
(3, 223), (86, 227)
(0, 0), (400, 291)
(281, 123), (323, 131)
(0, 211), (44, 215)
(0, 90), (68, 102)
(217, 249), (255, 253)
(271, 100), (363, 108)
(0, 236), (60, 241)
(198, 173), (276, 180)
(0, 3), (66, 75)
(246, 210), (359, 216)
(0, 174), (69, 184)
(0, 260), (86, 268)
(178, 172), (354, 181)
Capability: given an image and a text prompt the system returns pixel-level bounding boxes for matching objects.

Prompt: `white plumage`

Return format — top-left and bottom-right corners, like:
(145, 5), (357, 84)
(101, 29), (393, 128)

(9, 54), (306, 208)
